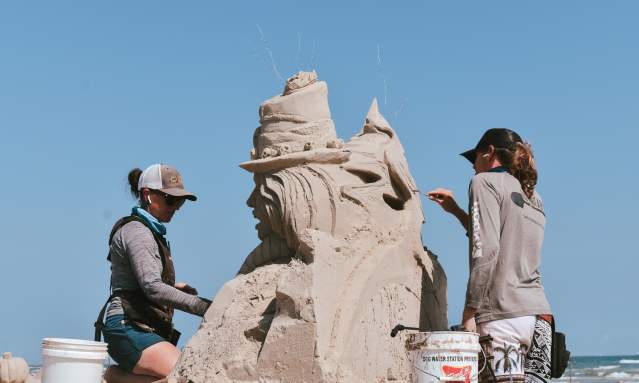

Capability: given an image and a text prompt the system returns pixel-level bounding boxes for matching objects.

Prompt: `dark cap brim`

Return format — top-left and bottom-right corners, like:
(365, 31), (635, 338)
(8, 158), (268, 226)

(160, 188), (197, 201)
(460, 149), (476, 164)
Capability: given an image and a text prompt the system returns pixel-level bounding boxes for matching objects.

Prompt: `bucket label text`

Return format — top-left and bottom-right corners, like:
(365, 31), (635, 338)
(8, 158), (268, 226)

(421, 355), (478, 363)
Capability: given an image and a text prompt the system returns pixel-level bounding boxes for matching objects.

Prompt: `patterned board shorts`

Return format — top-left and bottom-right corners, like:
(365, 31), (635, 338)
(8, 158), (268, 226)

(478, 316), (552, 383)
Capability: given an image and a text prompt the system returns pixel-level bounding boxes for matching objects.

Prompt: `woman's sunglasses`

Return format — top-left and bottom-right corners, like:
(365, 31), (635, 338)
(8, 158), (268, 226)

(152, 190), (186, 207)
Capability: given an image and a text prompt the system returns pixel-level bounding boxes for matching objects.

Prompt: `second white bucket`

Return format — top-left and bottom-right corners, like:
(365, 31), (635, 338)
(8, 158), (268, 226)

(407, 331), (482, 383)
(41, 338), (108, 383)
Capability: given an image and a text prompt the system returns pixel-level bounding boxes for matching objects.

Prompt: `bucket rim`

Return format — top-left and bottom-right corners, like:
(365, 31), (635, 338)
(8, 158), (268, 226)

(42, 338), (107, 347)
(406, 331), (482, 353)
(408, 331), (480, 336)
(42, 338), (108, 354)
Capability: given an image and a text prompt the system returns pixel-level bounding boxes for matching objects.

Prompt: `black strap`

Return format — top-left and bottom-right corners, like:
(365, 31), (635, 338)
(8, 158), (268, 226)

(94, 293), (116, 342)
(107, 216), (144, 261)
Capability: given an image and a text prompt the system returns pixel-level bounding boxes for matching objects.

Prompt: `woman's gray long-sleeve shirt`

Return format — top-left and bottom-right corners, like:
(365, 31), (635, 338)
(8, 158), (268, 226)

(106, 221), (209, 318)
(466, 171), (551, 323)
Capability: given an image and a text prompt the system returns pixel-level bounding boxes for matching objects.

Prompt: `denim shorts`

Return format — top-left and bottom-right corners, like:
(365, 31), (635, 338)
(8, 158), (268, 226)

(102, 314), (165, 372)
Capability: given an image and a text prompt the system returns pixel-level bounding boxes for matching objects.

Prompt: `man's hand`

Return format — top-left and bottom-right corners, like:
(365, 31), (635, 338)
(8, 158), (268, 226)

(462, 306), (477, 333)
(174, 282), (198, 295)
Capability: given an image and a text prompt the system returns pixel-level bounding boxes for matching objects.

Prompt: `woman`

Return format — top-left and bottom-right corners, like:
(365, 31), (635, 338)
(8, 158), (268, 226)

(428, 129), (552, 383)
(97, 164), (211, 383)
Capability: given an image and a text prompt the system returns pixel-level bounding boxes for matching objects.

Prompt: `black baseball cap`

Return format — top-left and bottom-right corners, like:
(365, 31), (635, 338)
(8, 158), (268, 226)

(460, 128), (523, 164)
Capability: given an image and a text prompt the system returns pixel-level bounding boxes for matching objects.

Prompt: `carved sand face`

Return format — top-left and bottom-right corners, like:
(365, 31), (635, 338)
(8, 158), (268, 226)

(246, 185), (265, 238)
(246, 176), (272, 240)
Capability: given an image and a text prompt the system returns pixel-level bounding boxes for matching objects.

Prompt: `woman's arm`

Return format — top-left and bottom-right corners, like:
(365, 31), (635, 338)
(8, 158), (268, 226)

(121, 222), (210, 316)
(427, 188), (469, 230)
(465, 175), (501, 313)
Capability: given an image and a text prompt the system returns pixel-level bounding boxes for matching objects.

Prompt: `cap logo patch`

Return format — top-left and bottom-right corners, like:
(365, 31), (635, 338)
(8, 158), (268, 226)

(170, 175), (179, 184)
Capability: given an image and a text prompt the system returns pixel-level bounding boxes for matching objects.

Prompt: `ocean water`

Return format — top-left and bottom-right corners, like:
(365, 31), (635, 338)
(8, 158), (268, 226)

(558, 356), (639, 382)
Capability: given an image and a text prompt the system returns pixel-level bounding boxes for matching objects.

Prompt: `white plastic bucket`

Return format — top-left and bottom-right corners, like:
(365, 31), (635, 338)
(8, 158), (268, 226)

(41, 338), (108, 383)
(407, 331), (482, 383)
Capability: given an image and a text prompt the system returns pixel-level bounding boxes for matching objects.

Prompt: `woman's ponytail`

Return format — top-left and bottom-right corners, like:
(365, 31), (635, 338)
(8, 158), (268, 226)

(127, 168), (142, 198)
(494, 140), (538, 199)
(511, 142), (537, 199)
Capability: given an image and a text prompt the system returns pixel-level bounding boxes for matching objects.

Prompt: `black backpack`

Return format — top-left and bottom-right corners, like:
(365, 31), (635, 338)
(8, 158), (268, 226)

(551, 322), (571, 378)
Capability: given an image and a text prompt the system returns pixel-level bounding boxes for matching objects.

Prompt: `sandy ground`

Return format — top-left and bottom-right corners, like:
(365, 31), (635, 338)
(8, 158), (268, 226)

(27, 368), (183, 383)
(26, 371), (41, 383)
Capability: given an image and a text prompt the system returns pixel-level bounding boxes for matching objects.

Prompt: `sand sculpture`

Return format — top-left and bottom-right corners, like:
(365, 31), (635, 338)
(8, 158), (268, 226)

(0, 352), (28, 383)
(172, 71), (447, 382)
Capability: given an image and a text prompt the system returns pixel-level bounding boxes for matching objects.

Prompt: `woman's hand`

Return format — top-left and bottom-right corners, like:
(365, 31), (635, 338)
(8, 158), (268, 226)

(427, 188), (461, 213)
(427, 188), (469, 230)
(174, 282), (198, 295)
(462, 306), (477, 333)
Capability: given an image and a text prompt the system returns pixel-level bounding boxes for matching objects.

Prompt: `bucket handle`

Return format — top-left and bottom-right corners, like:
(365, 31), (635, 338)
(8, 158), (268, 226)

(412, 346), (487, 382)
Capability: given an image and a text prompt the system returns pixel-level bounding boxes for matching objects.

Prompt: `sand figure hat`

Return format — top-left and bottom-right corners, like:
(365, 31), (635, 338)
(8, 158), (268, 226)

(240, 71), (350, 174)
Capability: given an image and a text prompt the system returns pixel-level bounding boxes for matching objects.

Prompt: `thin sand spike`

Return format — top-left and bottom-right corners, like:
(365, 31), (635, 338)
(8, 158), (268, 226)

(377, 44), (390, 106)
(256, 24), (283, 81)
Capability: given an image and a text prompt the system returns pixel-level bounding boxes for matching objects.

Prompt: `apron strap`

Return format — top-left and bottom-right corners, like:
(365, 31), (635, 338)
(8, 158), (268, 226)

(94, 293), (116, 342)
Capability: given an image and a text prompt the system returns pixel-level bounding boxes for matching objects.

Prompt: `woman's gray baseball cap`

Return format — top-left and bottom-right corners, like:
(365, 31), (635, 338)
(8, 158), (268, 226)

(138, 164), (197, 201)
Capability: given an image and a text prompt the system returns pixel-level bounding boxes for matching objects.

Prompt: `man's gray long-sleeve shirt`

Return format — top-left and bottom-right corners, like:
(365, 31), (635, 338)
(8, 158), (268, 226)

(466, 171), (551, 323)
(106, 221), (209, 318)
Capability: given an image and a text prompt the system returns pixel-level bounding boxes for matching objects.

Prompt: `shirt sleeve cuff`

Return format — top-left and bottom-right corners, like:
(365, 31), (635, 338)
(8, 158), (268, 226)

(195, 298), (211, 316)
(465, 300), (481, 309)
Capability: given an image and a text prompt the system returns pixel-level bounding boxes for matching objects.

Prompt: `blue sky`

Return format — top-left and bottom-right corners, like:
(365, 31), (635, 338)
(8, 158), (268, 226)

(1, 1), (637, 364)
